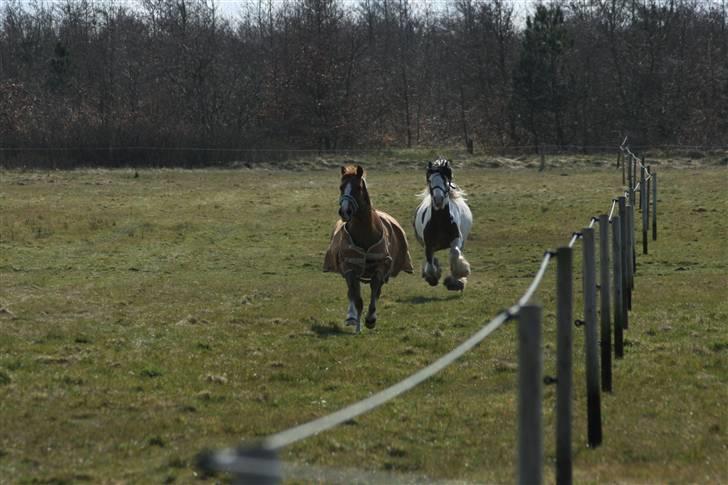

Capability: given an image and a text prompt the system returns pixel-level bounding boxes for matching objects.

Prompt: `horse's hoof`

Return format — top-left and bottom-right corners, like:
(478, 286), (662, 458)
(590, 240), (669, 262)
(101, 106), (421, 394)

(345, 318), (361, 333)
(424, 275), (439, 286)
(444, 276), (465, 291)
(365, 316), (377, 329)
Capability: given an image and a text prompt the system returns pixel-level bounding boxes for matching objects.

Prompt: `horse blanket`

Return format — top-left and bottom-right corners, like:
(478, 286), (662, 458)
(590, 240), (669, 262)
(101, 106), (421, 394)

(323, 211), (413, 282)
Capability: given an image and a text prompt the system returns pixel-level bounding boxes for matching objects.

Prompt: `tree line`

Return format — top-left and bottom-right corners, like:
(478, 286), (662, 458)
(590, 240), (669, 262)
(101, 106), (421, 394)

(1, 0), (726, 166)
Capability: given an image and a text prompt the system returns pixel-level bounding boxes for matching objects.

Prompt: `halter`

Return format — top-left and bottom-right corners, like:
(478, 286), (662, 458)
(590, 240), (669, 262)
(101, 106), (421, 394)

(428, 170), (452, 199)
(339, 193), (359, 214)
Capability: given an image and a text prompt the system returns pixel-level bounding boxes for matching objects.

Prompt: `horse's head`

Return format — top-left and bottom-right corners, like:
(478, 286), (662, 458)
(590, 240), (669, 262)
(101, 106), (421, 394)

(339, 164), (370, 222)
(426, 158), (453, 210)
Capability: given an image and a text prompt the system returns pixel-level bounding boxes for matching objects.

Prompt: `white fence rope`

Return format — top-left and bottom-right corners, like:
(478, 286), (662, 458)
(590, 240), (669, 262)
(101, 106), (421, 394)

(608, 200), (618, 221)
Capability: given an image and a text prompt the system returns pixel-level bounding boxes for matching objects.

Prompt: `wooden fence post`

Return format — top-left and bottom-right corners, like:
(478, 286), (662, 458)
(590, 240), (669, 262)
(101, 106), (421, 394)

(598, 215), (612, 392)
(518, 304), (543, 485)
(581, 227), (602, 448)
(612, 214), (624, 359)
(556, 247), (573, 485)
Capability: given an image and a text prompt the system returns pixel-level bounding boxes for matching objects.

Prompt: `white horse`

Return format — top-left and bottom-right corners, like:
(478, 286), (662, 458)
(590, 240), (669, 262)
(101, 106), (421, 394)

(413, 158), (473, 291)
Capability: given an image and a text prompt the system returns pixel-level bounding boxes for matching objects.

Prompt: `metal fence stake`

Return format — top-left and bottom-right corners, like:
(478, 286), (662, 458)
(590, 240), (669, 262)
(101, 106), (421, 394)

(612, 215), (624, 359)
(556, 247), (573, 485)
(639, 159), (645, 209)
(518, 304), (543, 485)
(599, 215), (612, 392)
(642, 163), (648, 255)
(652, 171), (658, 241)
(619, 197), (631, 326)
(581, 228), (602, 448)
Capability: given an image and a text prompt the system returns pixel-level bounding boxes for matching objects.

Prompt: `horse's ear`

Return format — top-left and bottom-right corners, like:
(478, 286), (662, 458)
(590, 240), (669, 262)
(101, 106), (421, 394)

(340, 166), (347, 176)
(356, 165), (364, 178)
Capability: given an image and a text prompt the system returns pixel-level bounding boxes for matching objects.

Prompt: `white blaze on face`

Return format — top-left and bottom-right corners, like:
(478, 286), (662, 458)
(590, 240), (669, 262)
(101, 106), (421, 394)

(430, 173), (448, 210)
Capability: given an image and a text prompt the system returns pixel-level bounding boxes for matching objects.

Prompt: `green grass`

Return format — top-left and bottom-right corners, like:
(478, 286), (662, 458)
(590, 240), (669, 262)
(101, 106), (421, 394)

(0, 164), (726, 483)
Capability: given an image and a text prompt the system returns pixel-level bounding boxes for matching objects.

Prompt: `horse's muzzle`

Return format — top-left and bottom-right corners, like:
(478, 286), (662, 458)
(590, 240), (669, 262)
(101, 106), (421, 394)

(339, 205), (353, 222)
(432, 193), (446, 210)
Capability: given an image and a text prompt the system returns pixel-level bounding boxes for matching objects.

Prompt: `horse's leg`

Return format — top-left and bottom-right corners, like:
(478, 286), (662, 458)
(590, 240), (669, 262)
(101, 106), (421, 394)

(365, 275), (383, 329)
(444, 238), (470, 291)
(344, 271), (363, 333)
(421, 246), (441, 286)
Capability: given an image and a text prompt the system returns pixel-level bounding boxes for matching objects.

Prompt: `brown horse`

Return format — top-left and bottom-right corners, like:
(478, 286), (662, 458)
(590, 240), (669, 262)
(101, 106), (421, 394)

(323, 165), (413, 333)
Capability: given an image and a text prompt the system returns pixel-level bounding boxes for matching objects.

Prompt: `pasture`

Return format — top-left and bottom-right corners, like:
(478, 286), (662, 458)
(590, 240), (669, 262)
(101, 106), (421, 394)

(0, 160), (726, 483)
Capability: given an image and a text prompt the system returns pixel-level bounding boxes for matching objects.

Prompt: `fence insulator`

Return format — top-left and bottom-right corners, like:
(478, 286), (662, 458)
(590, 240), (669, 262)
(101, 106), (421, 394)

(598, 215), (613, 393)
(518, 304), (543, 485)
(197, 445), (282, 485)
(581, 227), (603, 448)
(555, 246), (573, 485)
(612, 215), (625, 359)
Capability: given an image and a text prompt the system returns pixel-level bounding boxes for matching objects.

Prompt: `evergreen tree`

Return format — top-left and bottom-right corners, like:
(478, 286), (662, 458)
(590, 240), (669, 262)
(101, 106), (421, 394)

(512, 3), (571, 147)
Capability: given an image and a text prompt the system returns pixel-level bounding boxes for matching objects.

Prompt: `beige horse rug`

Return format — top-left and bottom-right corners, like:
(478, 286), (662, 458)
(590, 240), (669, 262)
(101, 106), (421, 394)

(324, 211), (413, 282)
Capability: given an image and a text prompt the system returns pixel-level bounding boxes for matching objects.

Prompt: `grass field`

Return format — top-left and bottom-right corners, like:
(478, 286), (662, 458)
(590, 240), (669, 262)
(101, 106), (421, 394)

(1, 159), (726, 483)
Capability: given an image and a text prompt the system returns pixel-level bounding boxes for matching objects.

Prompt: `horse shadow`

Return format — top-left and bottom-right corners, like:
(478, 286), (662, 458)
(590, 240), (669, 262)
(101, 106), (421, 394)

(310, 323), (352, 338)
(396, 294), (462, 305)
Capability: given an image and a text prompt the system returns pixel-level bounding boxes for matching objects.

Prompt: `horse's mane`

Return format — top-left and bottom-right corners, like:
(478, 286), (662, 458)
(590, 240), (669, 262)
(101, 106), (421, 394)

(341, 165), (361, 177)
(418, 157), (466, 201)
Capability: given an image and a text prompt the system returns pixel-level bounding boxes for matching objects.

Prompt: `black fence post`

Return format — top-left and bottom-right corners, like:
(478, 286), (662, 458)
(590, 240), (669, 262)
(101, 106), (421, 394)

(652, 171), (658, 241)
(612, 215), (624, 359)
(598, 215), (612, 393)
(641, 162), (648, 255)
(556, 247), (573, 485)
(518, 304), (543, 485)
(619, 197), (631, 327)
(581, 227), (602, 448)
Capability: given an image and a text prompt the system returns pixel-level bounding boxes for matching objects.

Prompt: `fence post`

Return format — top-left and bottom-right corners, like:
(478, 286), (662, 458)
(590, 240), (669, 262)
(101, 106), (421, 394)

(627, 156), (634, 205)
(556, 247), (573, 485)
(652, 170), (657, 241)
(639, 158), (645, 210)
(581, 227), (602, 448)
(624, 204), (637, 310)
(619, 197), (631, 326)
(646, 166), (651, 237)
(612, 215), (624, 359)
(518, 304), (543, 485)
(598, 215), (612, 393)
(622, 204), (637, 316)
(641, 162), (648, 255)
